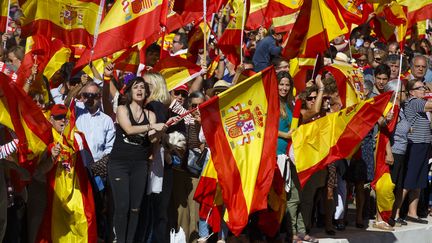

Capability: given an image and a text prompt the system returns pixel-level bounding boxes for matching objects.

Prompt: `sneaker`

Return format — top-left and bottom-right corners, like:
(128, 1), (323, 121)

(395, 218), (408, 226)
(372, 221), (394, 231)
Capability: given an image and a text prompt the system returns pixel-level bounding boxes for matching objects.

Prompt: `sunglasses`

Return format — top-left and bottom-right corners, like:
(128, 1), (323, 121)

(82, 92), (100, 99)
(413, 86), (427, 91)
(53, 114), (67, 121)
(173, 90), (188, 98)
(374, 57), (382, 63)
(306, 96), (317, 101)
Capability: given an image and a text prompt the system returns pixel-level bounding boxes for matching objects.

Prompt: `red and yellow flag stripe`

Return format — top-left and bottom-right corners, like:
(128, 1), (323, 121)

(292, 92), (392, 186)
(199, 66), (279, 235)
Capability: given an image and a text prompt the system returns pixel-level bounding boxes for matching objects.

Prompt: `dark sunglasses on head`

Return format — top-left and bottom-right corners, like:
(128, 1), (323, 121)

(173, 90), (188, 98)
(374, 57), (382, 63)
(53, 114), (67, 121)
(306, 96), (317, 101)
(82, 92), (100, 99)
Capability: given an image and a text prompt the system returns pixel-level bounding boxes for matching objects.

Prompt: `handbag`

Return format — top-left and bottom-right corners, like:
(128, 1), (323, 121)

(187, 147), (209, 175)
(90, 154), (109, 178)
(170, 227), (186, 243)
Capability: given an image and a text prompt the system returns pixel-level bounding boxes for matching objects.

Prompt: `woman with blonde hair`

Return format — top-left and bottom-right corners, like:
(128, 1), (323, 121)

(143, 72), (171, 106)
(139, 72), (172, 243)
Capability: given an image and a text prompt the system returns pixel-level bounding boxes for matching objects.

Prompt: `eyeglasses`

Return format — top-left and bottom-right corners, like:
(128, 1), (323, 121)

(190, 103), (200, 108)
(306, 96), (317, 101)
(52, 114), (67, 121)
(412, 86), (427, 91)
(82, 92), (100, 99)
(323, 96), (331, 100)
(173, 90), (188, 98)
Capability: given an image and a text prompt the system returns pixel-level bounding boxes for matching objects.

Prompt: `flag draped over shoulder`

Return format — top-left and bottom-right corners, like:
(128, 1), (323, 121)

(0, 73), (53, 174)
(372, 104), (398, 222)
(199, 66), (279, 235)
(74, 0), (165, 72)
(37, 100), (96, 243)
(292, 92), (392, 186)
(152, 55), (202, 91)
(323, 62), (364, 108)
(282, 0), (348, 59)
(37, 130), (96, 243)
(19, 0), (101, 47)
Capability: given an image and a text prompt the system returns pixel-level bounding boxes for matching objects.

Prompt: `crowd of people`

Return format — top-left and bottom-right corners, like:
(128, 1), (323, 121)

(0, 2), (432, 243)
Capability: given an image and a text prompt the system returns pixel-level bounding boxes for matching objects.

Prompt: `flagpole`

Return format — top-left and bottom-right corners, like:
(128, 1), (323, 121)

(391, 53), (403, 113)
(240, 0), (247, 64)
(311, 53), (319, 79)
(89, 0), (106, 65)
(160, 27), (166, 60)
(3, 0), (11, 49)
(203, 0), (207, 60)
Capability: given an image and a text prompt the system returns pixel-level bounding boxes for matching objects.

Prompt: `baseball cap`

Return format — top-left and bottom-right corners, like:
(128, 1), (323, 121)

(50, 104), (68, 117)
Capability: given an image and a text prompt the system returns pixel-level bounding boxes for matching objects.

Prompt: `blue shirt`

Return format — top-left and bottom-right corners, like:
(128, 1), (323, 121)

(277, 103), (292, 155)
(75, 101), (116, 162)
(253, 36), (282, 72)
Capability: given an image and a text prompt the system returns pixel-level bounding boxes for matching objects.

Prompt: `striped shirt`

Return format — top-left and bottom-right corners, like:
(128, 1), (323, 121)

(404, 98), (431, 143)
(391, 108), (410, 154)
(0, 140), (18, 159)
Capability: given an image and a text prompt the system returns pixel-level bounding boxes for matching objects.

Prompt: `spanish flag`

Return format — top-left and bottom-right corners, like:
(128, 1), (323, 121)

(16, 35), (55, 103)
(335, 0), (372, 25)
(153, 55), (202, 91)
(164, 0), (184, 32)
(383, 1), (408, 49)
(245, 0), (269, 30)
(74, 0), (165, 72)
(323, 62), (364, 108)
(0, 0), (9, 31)
(397, 0), (432, 26)
(289, 56), (317, 93)
(173, 0), (225, 25)
(266, 0), (302, 33)
(193, 156), (223, 232)
(372, 105), (398, 222)
(292, 92), (392, 186)
(207, 55), (221, 78)
(37, 98), (96, 243)
(282, 0), (348, 59)
(218, 0), (246, 66)
(256, 166), (286, 237)
(37, 130), (97, 243)
(19, 0), (102, 47)
(0, 73), (53, 174)
(43, 39), (72, 81)
(199, 66), (279, 235)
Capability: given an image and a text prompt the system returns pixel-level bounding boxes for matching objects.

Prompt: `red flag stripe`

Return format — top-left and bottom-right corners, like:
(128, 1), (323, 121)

(297, 93), (392, 186)
(200, 96), (249, 235)
(250, 67), (279, 213)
